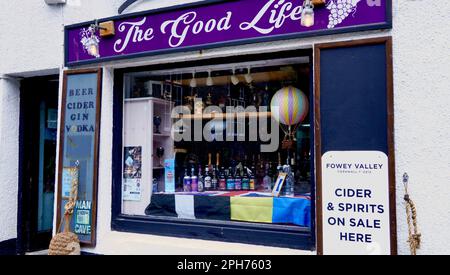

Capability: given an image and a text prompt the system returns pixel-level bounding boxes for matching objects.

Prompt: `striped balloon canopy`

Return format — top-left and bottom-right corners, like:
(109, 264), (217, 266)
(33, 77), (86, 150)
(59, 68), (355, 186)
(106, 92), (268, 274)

(270, 86), (309, 126)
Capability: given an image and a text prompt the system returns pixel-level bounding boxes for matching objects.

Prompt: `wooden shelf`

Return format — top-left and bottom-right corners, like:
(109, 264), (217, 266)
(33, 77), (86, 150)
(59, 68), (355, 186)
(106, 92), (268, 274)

(174, 148), (188, 154)
(124, 97), (174, 105)
(153, 133), (171, 138)
(174, 111), (272, 120)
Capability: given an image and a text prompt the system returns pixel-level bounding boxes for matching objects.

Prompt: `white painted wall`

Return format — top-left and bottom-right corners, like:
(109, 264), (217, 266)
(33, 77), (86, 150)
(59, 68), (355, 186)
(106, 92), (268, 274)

(391, 0), (450, 255)
(0, 0), (449, 254)
(0, 78), (20, 243)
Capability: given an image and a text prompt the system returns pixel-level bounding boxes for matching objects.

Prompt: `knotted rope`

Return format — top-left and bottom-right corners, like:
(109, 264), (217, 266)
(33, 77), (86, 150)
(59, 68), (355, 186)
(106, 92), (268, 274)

(403, 173), (421, 255)
(49, 162), (81, 255)
(64, 166), (79, 214)
(57, 163), (80, 233)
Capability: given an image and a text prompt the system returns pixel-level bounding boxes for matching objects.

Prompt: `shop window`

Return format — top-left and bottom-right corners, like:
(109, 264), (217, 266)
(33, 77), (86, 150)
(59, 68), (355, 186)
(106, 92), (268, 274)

(112, 51), (315, 249)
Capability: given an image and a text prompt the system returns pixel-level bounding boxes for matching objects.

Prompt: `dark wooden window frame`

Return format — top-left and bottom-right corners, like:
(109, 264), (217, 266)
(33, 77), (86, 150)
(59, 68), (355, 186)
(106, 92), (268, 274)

(313, 37), (396, 255)
(110, 49), (317, 251)
(56, 69), (103, 247)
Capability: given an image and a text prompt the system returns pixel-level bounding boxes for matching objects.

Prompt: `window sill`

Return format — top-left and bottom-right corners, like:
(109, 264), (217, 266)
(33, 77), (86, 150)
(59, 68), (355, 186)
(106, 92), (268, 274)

(111, 214), (315, 251)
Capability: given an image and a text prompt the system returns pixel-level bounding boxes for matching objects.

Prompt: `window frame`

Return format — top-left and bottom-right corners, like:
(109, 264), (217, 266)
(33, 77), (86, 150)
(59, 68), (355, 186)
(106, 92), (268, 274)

(111, 49), (316, 250)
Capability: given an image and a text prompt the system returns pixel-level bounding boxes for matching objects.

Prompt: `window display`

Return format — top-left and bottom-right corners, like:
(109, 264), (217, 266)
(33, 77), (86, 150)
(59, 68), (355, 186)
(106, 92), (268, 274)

(121, 56), (312, 228)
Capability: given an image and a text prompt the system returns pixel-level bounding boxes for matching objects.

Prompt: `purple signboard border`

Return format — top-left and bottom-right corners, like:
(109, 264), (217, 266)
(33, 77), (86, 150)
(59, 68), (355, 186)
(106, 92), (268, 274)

(65, 0), (392, 67)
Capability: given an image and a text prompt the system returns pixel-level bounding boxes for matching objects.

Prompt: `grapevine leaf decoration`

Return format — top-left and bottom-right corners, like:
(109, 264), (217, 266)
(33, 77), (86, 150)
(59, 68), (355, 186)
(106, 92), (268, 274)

(326, 0), (361, 29)
(79, 25), (101, 58)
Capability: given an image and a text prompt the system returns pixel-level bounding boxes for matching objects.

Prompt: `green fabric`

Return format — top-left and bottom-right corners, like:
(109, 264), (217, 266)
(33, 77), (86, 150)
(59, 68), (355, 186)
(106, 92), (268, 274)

(230, 197), (273, 223)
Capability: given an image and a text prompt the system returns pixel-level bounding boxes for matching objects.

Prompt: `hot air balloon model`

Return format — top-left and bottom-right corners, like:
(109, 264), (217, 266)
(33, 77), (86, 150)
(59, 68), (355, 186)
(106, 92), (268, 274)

(270, 86), (309, 150)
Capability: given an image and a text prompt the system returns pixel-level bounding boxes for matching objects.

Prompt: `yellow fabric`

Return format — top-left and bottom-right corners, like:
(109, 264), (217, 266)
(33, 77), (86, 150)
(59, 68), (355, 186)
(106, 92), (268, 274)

(230, 197), (273, 223)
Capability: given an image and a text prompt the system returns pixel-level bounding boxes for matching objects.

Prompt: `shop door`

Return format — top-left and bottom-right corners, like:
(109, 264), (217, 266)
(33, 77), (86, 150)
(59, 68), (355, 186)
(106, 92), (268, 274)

(18, 76), (59, 253)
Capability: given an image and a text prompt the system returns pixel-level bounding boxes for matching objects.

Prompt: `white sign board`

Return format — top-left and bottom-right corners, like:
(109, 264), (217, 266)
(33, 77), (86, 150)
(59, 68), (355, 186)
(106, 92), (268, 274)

(123, 178), (142, 201)
(322, 151), (391, 255)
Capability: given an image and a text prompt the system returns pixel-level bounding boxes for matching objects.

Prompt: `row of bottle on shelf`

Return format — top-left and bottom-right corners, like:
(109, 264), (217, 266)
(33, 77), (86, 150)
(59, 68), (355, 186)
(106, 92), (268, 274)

(183, 84), (274, 115)
(180, 152), (296, 196)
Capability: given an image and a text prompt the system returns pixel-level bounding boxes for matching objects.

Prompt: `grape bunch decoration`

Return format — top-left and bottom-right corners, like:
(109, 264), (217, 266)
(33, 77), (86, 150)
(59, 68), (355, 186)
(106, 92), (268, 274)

(80, 25), (101, 58)
(327, 0), (361, 29)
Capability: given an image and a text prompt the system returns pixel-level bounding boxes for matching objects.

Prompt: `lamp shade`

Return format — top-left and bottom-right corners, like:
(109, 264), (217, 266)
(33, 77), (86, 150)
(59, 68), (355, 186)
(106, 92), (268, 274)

(301, 2), (315, 27)
(270, 86), (309, 126)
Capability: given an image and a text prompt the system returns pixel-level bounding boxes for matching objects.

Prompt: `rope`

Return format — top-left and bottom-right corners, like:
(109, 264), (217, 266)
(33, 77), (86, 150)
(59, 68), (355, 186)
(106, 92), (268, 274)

(64, 166), (79, 215)
(403, 173), (421, 255)
(57, 163), (80, 234)
(49, 162), (81, 255)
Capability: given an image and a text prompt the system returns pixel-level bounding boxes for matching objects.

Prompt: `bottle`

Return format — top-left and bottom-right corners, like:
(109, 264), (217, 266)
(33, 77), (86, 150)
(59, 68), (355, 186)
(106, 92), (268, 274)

(204, 166), (212, 191)
(211, 166), (218, 190)
(268, 162), (275, 190)
(234, 167), (242, 191)
(206, 93), (213, 106)
(236, 152), (243, 174)
(194, 95), (204, 115)
(198, 165), (204, 192)
(226, 167), (235, 190)
(283, 164), (294, 197)
(153, 178), (158, 193)
(219, 167), (226, 191)
(183, 168), (191, 192)
(256, 154), (262, 173)
(259, 155), (264, 173)
(258, 154), (264, 188)
(242, 167), (250, 190)
(265, 160), (270, 174)
(191, 167), (198, 192)
(208, 153), (213, 171)
(249, 166), (256, 191)
(263, 166), (271, 192)
(216, 152), (220, 168)
(277, 153), (283, 176)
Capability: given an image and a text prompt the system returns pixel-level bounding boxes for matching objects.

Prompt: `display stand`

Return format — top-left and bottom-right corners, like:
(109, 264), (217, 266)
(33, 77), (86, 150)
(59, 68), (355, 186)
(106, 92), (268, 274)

(123, 97), (174, 215)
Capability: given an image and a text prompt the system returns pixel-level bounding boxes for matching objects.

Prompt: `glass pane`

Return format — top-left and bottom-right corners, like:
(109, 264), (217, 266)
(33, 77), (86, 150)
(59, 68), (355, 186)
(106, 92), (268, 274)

(121, 56), (312, 229)
(38, 104), (57, 232)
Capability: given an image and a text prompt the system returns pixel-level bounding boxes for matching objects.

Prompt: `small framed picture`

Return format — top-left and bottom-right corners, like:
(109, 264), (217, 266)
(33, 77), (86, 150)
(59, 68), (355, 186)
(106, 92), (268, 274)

(62, 167), (79, 199)
(272, 173), (287, 197)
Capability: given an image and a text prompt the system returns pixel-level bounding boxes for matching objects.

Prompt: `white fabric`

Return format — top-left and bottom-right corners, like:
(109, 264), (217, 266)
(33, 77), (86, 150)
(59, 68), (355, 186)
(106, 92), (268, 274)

(175, 195), (195, 220)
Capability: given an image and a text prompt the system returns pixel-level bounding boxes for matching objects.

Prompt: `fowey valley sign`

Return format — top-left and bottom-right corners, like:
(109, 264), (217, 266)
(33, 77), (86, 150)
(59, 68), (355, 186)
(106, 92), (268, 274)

(65, 0), (391, 66)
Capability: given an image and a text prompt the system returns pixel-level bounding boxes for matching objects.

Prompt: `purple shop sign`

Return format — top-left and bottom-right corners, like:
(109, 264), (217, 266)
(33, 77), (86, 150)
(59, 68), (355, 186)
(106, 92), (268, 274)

(65, 0), (391, 66)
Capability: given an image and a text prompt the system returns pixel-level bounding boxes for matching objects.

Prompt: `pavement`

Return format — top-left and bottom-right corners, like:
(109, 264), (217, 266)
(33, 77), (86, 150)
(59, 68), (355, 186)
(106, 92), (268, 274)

(26, 250), (48, 255)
